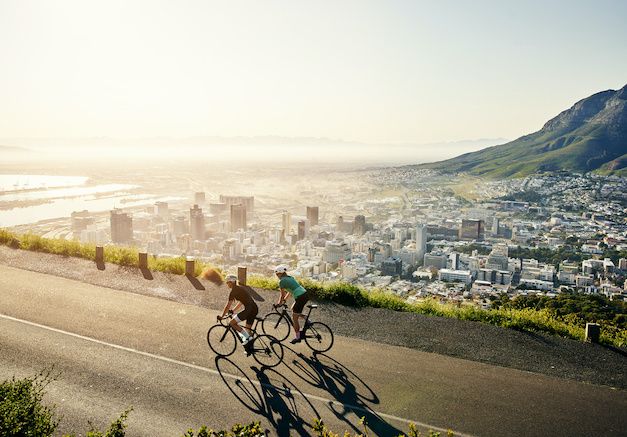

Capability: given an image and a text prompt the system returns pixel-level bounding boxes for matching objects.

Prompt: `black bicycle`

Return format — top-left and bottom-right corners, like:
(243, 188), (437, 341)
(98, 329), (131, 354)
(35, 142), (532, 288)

(207, 313), (284, 368)
(262, 303), (334, 353)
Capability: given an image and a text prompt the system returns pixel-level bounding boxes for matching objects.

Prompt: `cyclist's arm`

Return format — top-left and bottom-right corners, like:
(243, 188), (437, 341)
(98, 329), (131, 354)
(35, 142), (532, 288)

(220, 298), (235, 318)
(277, 288), (289, 305)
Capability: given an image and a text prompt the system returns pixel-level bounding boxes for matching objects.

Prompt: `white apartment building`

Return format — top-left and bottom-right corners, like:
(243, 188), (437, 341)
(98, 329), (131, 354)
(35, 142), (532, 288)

(323, 241), (351, 263)
(438, 269), (473, 284)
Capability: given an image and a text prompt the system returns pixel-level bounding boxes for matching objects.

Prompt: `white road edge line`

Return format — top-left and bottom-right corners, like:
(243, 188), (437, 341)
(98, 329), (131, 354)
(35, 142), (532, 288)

(0, 313), (474, 437)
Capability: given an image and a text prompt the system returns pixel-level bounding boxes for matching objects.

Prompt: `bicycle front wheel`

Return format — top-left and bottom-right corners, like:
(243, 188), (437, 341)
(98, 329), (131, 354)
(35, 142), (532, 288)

(261, 312), (291, 342)
(304, 322), (334, 353)
(207, 324), (237, 357)
(252, 334), (284, 368)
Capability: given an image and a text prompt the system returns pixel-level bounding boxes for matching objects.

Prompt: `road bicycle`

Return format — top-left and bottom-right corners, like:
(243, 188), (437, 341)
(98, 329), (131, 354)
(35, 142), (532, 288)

(206, 312), (284, 368)
(261, 303), (334, 353)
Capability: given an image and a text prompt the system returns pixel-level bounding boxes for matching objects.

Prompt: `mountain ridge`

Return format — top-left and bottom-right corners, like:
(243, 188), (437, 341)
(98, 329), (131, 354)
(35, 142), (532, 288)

(420, 84), (627, 178)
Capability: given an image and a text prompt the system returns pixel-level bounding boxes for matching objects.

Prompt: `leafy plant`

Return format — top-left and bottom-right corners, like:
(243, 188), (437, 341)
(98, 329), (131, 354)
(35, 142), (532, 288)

(182, 422), (265, 436)
(0, 370), (58, 437)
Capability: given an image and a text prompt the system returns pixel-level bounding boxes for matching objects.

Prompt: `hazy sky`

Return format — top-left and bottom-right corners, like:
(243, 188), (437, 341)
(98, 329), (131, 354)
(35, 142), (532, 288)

(1, 0), (626, 145)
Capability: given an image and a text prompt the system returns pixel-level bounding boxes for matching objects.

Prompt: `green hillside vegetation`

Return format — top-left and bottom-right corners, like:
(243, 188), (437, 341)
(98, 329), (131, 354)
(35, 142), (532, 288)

(0, 229), (625, 347)
(421, 85), (627, 178)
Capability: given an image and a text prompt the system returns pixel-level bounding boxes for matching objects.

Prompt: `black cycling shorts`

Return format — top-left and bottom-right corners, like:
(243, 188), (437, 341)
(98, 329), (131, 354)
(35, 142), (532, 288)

(291, 292), (309, 314)
(235, 305), (258, 325)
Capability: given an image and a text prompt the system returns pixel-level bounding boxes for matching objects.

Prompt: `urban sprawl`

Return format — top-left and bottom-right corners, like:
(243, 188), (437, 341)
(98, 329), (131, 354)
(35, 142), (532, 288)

(28, 169), (627, 307)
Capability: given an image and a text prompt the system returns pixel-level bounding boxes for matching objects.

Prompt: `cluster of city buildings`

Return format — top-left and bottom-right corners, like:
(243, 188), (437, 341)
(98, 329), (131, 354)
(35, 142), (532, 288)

(62, 169), (627, 307)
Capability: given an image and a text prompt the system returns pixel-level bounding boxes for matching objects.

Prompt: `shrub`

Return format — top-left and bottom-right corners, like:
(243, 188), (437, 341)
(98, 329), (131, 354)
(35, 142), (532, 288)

(248, 275), (279, 290)
(182, 422), (265, 437)
(149, 256), (188, 275)
(0, 229), (21, 249)
(0, 371), (58, 437)
(104, 245), (139, 267)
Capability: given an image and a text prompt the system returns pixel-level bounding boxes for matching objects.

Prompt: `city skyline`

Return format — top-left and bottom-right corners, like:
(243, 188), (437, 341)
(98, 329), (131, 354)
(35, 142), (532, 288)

(1, 1), (626, 147)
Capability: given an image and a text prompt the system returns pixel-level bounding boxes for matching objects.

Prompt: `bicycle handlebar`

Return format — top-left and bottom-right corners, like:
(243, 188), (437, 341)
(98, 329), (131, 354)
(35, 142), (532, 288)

(217, 310), (234, 323)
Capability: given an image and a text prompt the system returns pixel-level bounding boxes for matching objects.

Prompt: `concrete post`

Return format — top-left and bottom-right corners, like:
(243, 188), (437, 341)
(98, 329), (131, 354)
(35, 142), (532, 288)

(138, 252), (148, 269)
(585, 323), (600, 343)
(185, 256), (195, 276)
(238, 266), (247, 286)
(95, 246), (104, 264)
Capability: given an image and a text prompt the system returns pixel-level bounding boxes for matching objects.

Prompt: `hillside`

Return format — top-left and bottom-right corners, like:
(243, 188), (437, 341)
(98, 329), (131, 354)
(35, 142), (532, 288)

(421, 84), (627, 178)
(0, 245), (625, 390)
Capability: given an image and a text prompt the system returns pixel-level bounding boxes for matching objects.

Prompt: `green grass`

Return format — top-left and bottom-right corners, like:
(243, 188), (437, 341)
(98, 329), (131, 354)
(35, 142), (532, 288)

(1, 228), (624, 348)
(0, 229), (213, 277)
(249, 274), (625, 347)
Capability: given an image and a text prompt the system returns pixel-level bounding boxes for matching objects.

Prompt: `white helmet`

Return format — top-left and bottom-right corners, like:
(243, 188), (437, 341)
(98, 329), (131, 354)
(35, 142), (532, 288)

(274, 265), (288, 274)
(225, 274), (237, 283)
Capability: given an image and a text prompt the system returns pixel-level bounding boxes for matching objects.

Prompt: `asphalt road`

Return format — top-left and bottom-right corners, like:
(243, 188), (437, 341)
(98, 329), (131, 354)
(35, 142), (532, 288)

(0, 264), (625, 436)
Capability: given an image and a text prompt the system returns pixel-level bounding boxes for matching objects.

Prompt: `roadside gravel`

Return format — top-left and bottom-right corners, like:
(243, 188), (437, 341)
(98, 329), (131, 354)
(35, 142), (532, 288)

(1, 245), (625, 389)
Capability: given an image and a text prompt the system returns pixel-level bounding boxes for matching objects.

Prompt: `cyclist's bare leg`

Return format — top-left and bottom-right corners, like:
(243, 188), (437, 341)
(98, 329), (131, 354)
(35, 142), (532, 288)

(292, 312), (306, 334)
(244, 322), (254, 336)
(230, 318), (253, 336)
(229, 318), (244, 334)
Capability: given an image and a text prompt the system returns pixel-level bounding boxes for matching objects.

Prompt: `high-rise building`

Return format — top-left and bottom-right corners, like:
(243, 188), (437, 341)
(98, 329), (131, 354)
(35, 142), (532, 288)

(424, 253), (448, 269)
(230, 204), (247, 232)
(459, 219), (485, 241)
(80, 225), (106, 245)
(194, 192), (206, 205)
(189, 204), (205, 241)
(155, 201), (169, 220)
(297, 220), (306, 240)
(492, 217), (500, 236)
(172, 215), (188, 237)
(354, 215), (366, 236)
(208, 203), (228, 215)
(71, 210), (95, 236)
(219, 195), (254, 213)
(416, 224), (427, 259)
(381, 257), (402, 276)
(449, 252), (460, 270)
(306, 206), (319, 226)
(323, 241), (351, 263)
(281, 211), (292, 237)
(619, 258), (627, 270)
(222, 238), (239, 260)
(110, 209), (133, 243)
(486, 244), (509, 270)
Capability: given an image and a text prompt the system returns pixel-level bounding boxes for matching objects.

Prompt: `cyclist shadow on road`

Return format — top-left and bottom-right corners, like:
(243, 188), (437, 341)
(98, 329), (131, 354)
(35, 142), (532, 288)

(280, 346), (403, 436)
(215, 357), (319, 436)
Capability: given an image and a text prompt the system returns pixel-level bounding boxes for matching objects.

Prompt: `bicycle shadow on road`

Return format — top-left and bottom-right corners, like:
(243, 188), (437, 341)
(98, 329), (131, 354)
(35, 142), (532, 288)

(280, 346), (403, 436)
(215, 357), (319, 435)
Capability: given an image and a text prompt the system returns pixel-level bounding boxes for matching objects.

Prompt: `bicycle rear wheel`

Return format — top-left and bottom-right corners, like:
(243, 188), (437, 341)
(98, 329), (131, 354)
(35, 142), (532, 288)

(304, 322), (334, 353)
(252, 334), (284, 368)
(207, 324), (237, 357)
(261, 312), (291, 342)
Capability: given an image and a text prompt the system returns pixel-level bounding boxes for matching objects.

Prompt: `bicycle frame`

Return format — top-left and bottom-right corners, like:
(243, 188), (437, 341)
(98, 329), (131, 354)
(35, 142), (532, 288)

(219, 312), (259, 341)
(274, 303), (318, 334)
(273, 303), (316, 333)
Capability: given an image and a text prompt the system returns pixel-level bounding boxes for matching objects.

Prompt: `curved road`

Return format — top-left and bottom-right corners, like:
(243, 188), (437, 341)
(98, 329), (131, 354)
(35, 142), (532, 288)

(0, 264), (625, 436)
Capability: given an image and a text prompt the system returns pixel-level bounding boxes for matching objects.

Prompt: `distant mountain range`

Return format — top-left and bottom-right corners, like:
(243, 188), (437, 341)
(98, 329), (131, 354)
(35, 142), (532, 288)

(420, 84), (627, 178)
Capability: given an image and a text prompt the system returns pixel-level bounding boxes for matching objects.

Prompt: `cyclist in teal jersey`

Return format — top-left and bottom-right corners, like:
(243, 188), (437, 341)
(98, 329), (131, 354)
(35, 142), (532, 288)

(274, 265), (310, 344)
